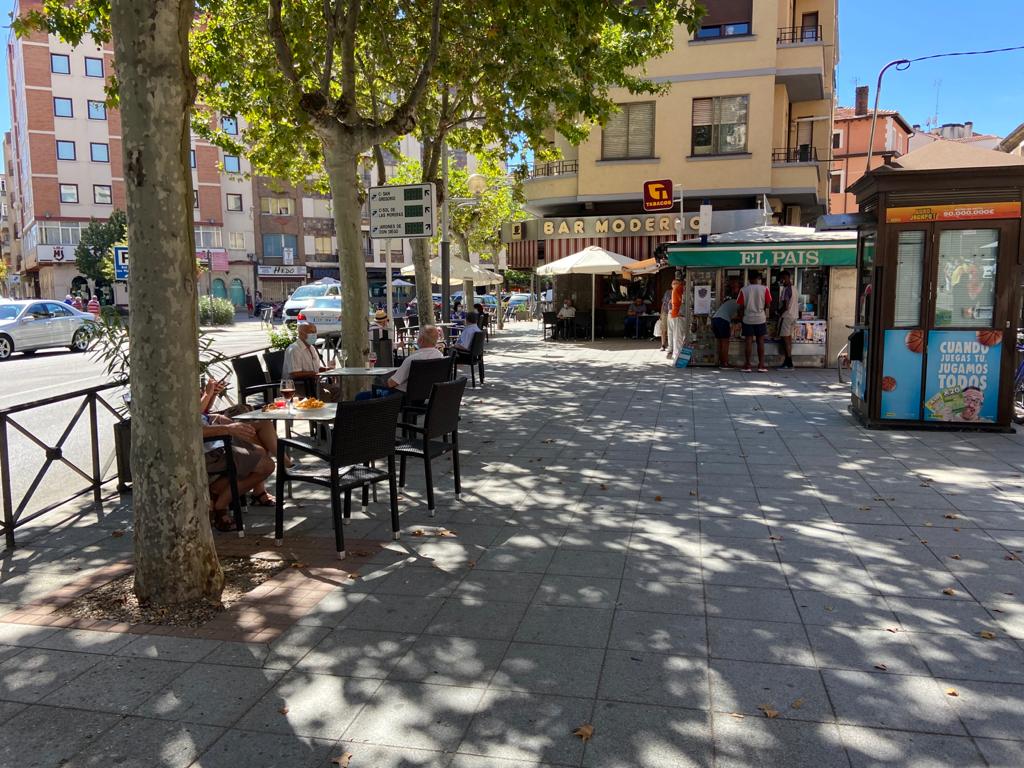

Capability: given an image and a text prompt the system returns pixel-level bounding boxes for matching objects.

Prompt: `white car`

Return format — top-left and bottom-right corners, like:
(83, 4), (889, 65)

(283, 282), (342, 327)
(0, 299), (95, 360)
(297, 296), (343, 337)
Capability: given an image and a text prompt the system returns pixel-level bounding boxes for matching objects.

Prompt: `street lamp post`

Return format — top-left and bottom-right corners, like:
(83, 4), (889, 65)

(440, 143), (451, 323)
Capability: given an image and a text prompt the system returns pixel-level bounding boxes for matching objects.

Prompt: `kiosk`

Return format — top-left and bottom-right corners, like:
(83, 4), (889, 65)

(847, 142), (1024, 430)
(661, 226), (858, 367)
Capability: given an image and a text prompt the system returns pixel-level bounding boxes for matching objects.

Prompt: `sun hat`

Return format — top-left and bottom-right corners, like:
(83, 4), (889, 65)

(374, 309), (388, 321)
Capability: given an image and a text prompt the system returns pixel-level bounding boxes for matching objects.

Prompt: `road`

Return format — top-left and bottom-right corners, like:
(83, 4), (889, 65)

(1, 318), (278, 534)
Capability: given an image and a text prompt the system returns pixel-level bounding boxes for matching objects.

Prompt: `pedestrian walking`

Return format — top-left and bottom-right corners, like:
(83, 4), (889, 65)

(245, 289), (253, 316)
(86, 294), (101, 319)
(776, 270), (798, 369)
(667, 273), (685, 362)
(659, 285), (671, 351)
(737, 272), (771, 372)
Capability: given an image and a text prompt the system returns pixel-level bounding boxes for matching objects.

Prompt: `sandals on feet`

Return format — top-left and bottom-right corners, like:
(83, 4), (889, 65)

(252, 492), (276, 507)
(209, 509), (235, 532)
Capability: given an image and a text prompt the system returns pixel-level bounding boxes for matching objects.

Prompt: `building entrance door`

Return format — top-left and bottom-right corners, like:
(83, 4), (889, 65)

(229, 278), (245, 308)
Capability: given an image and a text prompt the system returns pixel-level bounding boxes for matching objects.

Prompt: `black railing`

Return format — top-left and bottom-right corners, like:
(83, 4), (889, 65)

(777, 25), (822, 44)
(0, 346), (270, 548)
(773, 146), (819, 163)
(524, 160), (578, 179)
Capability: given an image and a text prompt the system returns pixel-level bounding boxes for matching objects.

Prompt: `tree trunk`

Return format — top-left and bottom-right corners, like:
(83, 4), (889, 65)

(452, 231), (474, 307)
(410, 237), (435, 328)
(321, 134), (370, 365)
(111, 0), (223, 604)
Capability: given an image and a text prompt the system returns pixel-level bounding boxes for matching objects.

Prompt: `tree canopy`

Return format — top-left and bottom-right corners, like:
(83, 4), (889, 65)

(74, 210), (127, 284)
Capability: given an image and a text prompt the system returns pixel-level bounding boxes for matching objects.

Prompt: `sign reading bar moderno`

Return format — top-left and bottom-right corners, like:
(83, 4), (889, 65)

(666, 243), (857, 268)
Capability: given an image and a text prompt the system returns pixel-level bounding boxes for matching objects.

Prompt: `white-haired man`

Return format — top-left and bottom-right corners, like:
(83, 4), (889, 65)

(356, 325), (444, 399)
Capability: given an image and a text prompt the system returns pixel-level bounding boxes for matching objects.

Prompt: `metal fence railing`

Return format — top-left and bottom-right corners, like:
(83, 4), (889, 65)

(772, 146), (819, 164)
(777, 25), (822, 44)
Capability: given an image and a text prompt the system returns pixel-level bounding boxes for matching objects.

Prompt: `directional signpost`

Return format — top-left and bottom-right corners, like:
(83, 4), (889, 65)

(368, 183), (436, 239)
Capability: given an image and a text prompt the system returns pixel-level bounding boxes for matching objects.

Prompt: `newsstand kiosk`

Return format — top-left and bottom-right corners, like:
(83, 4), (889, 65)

(847, 143), (1024, 430)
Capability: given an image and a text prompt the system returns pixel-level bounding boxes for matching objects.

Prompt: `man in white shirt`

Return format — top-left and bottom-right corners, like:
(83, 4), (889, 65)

(454, 312), (481, 352)
(282, 322), (334, 385)
(556, 299), (576, 340)
(356, 326), (444, 399)
(737, 273), (772, 372)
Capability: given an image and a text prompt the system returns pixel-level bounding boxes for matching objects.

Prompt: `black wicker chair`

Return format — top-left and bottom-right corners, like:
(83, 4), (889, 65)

(262, 349), (285, 383)
(396, 378), (467, 517)
(542, 311), (558, 340)
(452, 330), (485, 388)
(274, 394), (404, 558)
(401, 355), (456, 425)
(232, 355), (276, 406)
(203, 434), (244, 535)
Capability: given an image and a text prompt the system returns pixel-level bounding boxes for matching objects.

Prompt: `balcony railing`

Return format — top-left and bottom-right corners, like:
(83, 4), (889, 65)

(777, 25), (822, 44)
(522, 159), (578, 179)
(773, 146), (819, 164)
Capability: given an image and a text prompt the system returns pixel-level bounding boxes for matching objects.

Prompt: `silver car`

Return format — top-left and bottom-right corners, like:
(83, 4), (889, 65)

(0, 300), (96, 360)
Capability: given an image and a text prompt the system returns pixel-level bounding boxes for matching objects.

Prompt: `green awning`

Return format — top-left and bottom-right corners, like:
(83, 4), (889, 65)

(666, 243), (857, 268)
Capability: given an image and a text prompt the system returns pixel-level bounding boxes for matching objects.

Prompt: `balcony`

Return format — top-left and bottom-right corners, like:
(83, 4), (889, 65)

(772, 147), (819, 164)
(521, 160), (579, 209)
(521, 160), (578, 179)
(775, 26), (825, 102)
(777, 25), (822, 45)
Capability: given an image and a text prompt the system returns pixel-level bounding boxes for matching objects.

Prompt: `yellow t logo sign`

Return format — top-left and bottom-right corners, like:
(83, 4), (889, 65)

(647, 182), (668, 201)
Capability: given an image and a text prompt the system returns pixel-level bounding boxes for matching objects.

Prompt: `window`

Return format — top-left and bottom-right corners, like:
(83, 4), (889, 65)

(56, 140), (76, 161)
(832, 130), (842, 149)
(894, 231), (924, 328)
(314, 236), (333, 255)
(223, 155), (240, 174)
(93, 185), (112, 205)
(228, 231), (246, 250)
(226, 193), (243, 211)
(691, 95), (749, 155)
(195, 226), (223, 249)
(601, 102), (655, 160)
(193, 190), (199, 209)
(936, 229), (998, 328)
(50, 54), (70, 74)
(84, 57), (103, 78)
(87, 100), (106, 120)
(59, 184), (79, 204)
(829, 172), (843, 194)
(262, 233), (298, 259)
(189, 149), (196, 169)
(260, 196), (292, 215)
(38, 221), (82, 246)
(90, 143), (109, 163)
(47, 303), (72, 317)
(695, 0), (752, 39)
(53, 97), (73, 118)
(696, 22), (751, 38)
(221, 116), (238, 135)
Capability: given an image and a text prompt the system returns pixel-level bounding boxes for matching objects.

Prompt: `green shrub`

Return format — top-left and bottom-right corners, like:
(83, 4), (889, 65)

(199, 296), (236, 326)
(268, 325), (297, 351)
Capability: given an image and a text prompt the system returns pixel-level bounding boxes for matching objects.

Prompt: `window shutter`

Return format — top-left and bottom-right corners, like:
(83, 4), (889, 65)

(602, 109), (629, 159)
(627, 102), (655, 158)
(718, 96), (748, 124)
(701, 0), (753, 25)
(692, 98), (713, 126)
(893, 231), (924, 327)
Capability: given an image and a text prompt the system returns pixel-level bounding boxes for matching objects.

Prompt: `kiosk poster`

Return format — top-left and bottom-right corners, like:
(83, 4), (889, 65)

(850, 333), (867, 401)
(880, 330), (924, 420)
(923, 330), (1003, 423)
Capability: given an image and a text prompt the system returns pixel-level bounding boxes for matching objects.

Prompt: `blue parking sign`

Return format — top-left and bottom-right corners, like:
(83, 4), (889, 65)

(113, 245), (129, 280)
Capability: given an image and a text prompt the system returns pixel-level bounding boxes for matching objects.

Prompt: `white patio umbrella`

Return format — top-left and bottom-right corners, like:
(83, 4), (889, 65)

(470, 264), (504, 286)
(400, 255), (476, 285)
(536, 245), (642, 341)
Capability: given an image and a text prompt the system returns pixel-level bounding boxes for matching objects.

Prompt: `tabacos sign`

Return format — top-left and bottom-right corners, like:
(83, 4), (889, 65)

(739, 249), (822, 266)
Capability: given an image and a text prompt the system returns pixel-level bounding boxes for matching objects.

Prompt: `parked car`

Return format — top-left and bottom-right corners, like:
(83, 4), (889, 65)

(297, 296), (343, 337)
(452, 292), (499, 312)
(407, 293), (443, 315)
(283, 281), (341, 327)
(0, 300), (95, 360)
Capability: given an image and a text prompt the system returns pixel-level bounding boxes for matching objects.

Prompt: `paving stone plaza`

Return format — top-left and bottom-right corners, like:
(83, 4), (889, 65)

(0, 325), (1022, 767)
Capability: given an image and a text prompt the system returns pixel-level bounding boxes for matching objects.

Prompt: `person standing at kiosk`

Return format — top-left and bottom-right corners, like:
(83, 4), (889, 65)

(777, 270), (799, 369)
(737, 272), (771, 372)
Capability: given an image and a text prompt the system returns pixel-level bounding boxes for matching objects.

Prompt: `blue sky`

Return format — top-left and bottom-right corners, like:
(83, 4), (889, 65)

(0, 1), (1020, 138)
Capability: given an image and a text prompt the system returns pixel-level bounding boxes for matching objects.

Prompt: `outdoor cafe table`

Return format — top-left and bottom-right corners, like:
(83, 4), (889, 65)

(318, 366), (399, 400)
(234, 403), (338, 423)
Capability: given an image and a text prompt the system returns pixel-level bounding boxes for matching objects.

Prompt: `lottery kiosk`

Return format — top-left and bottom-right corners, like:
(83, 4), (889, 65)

(661, 226), (858, 367)
(847, 142), (1024, 430)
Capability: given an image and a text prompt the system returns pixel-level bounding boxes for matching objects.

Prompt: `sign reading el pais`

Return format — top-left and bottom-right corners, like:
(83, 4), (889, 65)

(666, 243), (857, 268)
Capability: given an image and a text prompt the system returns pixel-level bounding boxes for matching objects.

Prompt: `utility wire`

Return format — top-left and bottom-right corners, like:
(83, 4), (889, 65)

(908, 44), (1024, 64)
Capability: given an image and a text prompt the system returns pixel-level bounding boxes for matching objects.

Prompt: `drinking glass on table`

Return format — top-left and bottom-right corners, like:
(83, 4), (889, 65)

(368, 351), (378, 368)
(279, 378), (295, 410)
(339, 349), (348, 368)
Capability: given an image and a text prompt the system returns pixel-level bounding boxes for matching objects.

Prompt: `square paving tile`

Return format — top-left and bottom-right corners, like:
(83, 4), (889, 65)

(490, 642), (604, 697)
(389, 635), (509, 688)
(546, 549), (626, 579)
(909, 631), (1024, 684)
(583, 700), (712, 768)
(342, 680), (484, 751)
(886, 595), (998, 635)
(342, 595), (446, 633)
(976, 737), (1024, 768)
(457, 689), (591, 765)
(41, 656), (189, 714)
(805, 625), (929, 675)
(473, 546), (555, 573)
(34, 628), (135, 655)
(137, 662), (282, 726)
(608, 610), (707, 657)
(0, 648), (104, 703)
(792, 590), (899, 628)
(840, 725), (986, 768)
(0, 704), (119, 768)
(513, 605), (613, 649)
(67, 717), (223, 768)
(117, 635), (221, 663)
(707, 617), (815, 667)
(598, 649), (709, 709)
(235, 670), (381, 740)
(425, 598), (528, 641)
(712, 712), (848, 768)
(534, 574), (622, 609)
(822, 670), (965, 734)
(455, 571), (544, 603)
(295, 628), (417, 678)
(937, 678), (1024, 739)
(705, 585), (800, 623)
(710, 659), (833, 722)
(615, 578), (704, 615)
(191, 729), (332, 768)
(262, 625), (333, 670)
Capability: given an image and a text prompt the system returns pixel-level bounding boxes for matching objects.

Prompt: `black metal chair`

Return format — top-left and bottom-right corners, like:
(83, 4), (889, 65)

(232, 355), (276, 406)
(452, 330), (485, 388)
(542, 311), (558, 340)
(203, 434), (244, 535)
(396, 378), (467, 517)
(274, 394), (404, 558)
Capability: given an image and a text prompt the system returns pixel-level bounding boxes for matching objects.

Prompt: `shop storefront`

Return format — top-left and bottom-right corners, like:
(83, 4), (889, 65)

(847, 144), (1024, 430)
(662, 227), (857, 367)
(256, 264), (304, 302)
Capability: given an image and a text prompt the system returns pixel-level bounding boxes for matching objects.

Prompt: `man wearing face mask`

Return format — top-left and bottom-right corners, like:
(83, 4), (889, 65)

(282, 322), (335, 389)
(555, 298), (576, 340)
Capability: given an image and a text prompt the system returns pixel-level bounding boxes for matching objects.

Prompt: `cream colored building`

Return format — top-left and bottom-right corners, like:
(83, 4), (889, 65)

(506, 0), (837, 269)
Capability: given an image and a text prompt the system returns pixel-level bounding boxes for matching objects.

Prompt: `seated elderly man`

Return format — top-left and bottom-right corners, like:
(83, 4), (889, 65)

(453, 312), (481, 352)
(282, 322), (335, 395)
(356, 325), (444, 399)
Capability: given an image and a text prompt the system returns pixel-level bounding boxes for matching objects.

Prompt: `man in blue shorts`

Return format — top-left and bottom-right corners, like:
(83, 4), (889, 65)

(737, 272), (772, 372)
(712, 291), (740, 367)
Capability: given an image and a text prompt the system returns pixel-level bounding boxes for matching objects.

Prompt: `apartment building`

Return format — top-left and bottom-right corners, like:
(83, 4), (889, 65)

(909, 121), (1003, 153)
(3, 133), (22, 298)
(505, 0), (838, 268)
(829, 85), (914, 214)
